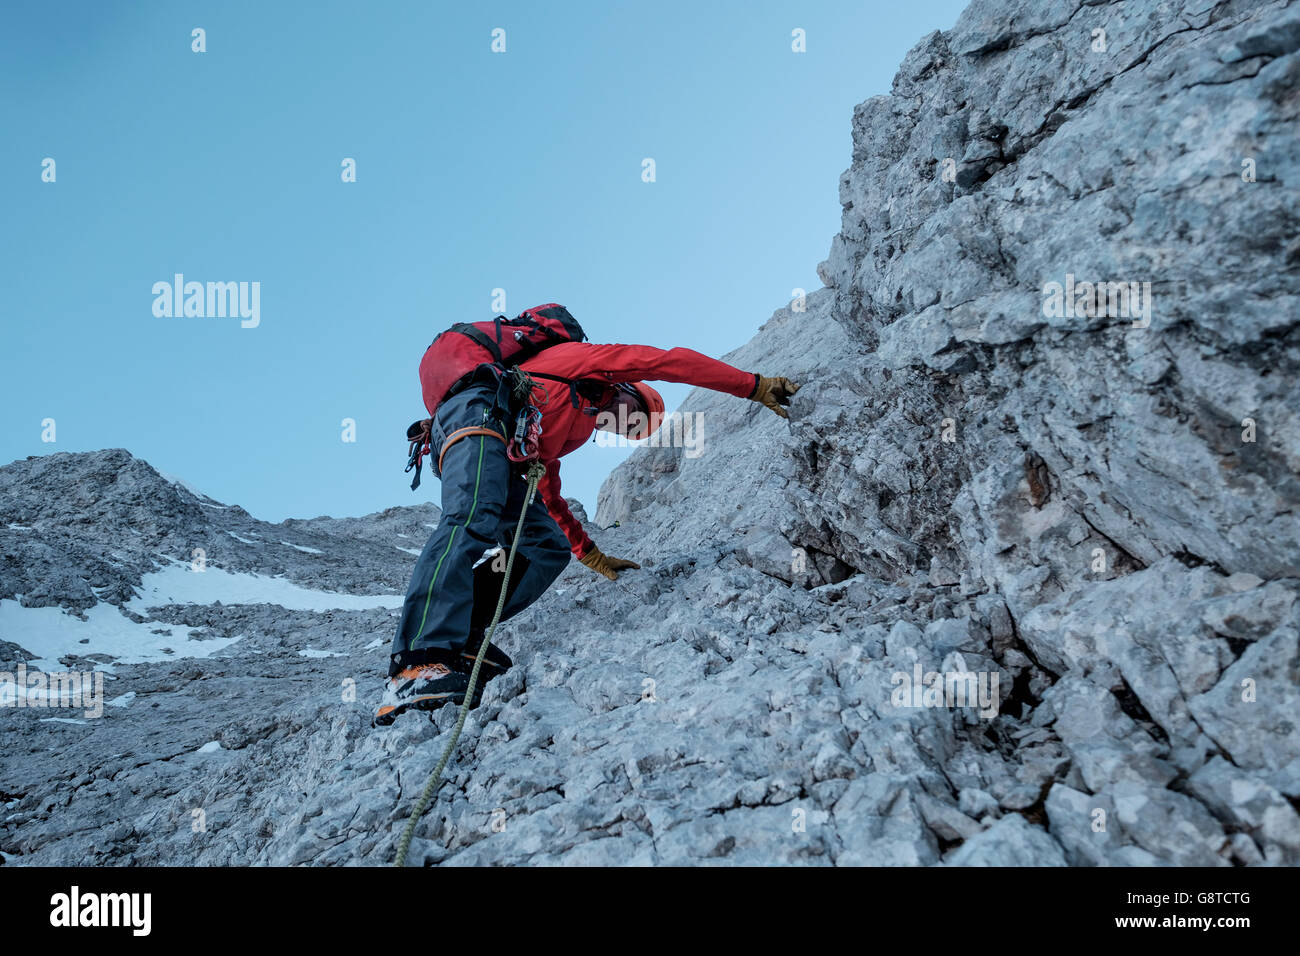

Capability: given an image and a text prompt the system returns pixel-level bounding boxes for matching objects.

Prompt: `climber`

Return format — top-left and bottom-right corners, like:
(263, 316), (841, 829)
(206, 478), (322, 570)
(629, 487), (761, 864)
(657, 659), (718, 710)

(376, 308), (800, 725)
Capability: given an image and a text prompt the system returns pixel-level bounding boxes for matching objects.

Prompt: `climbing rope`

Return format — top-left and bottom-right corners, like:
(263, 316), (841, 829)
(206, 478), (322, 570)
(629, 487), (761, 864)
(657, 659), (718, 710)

(393, 457), (547, 867)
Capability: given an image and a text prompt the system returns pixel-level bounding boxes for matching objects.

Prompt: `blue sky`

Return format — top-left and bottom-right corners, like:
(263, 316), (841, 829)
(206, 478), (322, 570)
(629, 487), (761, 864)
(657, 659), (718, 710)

(1, 0), (968, 521)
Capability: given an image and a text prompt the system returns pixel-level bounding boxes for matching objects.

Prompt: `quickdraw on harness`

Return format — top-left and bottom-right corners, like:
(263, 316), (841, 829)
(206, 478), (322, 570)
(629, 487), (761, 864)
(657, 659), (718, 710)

(504, 366), (543, 463)
(506, 404), (542, 463)
(404, 419), (434, 491)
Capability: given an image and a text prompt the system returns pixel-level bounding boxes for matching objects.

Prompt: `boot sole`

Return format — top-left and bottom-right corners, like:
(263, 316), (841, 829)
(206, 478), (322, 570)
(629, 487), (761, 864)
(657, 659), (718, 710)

(373, 685), (492, 727)
(373, 692), (456, 727)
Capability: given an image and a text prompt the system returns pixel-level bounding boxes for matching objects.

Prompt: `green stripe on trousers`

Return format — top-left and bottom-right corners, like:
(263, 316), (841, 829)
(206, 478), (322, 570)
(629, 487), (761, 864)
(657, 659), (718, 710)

(409, 434), (487, 651)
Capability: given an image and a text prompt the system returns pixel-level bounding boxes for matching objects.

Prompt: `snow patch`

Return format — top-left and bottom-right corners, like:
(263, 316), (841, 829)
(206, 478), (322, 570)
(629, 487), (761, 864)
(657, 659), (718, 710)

(281, 541), (324, 554)
(298, 647), (346, 659)
(130, 561), (403, 612)
(0, 599), (240, 672)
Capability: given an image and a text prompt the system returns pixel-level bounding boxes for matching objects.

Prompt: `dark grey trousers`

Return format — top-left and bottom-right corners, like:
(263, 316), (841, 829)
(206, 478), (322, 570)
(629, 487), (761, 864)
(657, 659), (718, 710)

(389, 373), (570, 676)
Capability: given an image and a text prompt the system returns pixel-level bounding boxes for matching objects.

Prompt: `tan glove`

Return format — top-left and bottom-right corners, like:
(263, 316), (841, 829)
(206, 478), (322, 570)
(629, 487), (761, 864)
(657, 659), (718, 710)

(750, 375), (801, 418)
(579, 545), (641, 581)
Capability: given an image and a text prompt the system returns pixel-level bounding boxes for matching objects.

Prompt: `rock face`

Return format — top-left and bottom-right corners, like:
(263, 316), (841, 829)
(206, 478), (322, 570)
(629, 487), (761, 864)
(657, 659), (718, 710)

(2, 0), (1298, 866)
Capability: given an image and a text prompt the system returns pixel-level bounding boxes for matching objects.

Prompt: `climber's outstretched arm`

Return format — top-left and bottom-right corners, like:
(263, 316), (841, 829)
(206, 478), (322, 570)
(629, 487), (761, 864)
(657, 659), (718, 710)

(534, 341), (801, 418)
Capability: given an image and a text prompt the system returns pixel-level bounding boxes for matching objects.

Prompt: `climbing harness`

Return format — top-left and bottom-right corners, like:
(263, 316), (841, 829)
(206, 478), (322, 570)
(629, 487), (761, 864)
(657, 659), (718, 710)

(405, 363), (535, 492)
(439, 426), (506, 474)
(393, 376), (547, 866)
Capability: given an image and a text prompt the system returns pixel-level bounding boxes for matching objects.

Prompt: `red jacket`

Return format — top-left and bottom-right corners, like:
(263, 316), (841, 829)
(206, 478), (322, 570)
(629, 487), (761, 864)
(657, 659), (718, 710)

(517, 342), (758, 558)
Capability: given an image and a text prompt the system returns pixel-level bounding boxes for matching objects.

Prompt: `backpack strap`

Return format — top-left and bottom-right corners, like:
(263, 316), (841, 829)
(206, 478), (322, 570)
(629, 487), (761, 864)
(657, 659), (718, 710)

(451, 320), (505, 364)
(525, 371), (611, 413)
(514, 314), (569, 342)
(455, 315), (570, 369)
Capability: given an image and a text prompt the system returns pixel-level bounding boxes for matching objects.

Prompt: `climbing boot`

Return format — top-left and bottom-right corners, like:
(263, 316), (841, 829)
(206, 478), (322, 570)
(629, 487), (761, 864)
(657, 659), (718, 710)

(448, 630), (512, 709)
(374, 662), (470, 726)
(456, 628), (513, 681)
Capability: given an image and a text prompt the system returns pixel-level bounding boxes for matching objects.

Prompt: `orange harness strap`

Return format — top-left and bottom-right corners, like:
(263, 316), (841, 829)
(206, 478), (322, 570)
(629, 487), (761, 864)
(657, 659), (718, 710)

(437, 426), (506, 475)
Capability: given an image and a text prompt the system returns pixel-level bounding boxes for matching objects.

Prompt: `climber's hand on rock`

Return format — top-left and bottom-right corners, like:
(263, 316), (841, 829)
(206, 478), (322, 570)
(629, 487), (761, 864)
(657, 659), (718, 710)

(750, 375), (801, 419)
(579, 545), (641, 581)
